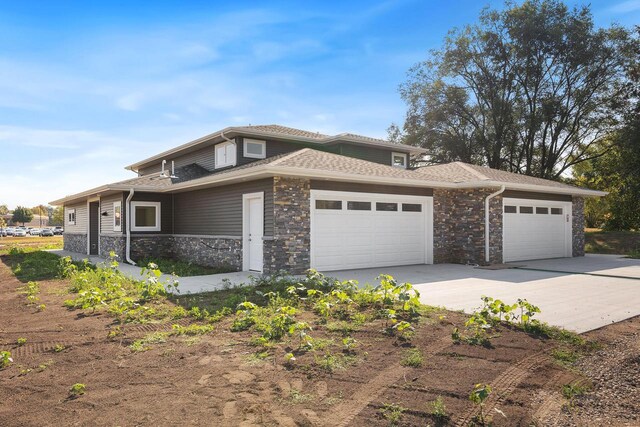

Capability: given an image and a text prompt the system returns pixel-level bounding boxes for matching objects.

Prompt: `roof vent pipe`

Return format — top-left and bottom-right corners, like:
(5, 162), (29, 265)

(170, 161), (178, 179)
(161, 160), (167, 176)
(485, 185), (505, 264)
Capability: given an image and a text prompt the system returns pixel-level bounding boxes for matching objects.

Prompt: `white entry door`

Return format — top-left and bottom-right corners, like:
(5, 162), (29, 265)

(503, 198), (572, 262)
(243, 193), (264, 272)
(310, 190), (433, 271)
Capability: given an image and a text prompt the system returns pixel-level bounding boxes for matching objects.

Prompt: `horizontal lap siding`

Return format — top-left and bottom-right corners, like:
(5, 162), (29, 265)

(64, 203), (87, 233)
(138, 145), (217, 175)
(173, 178), (274, 236)
(310, 180), (433, 196)
(338, 144), (393, 166)
(502, 190), (572, 202)
(100, 193), (124, 235)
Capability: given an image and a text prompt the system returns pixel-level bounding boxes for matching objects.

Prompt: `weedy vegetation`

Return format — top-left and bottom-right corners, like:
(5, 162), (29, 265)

(69, 383), (86, 397)
(469, 383), (492, 426)
(379, 403), (407, 425)
(400, 348), (424, 367)
(0, 351), (13, 369)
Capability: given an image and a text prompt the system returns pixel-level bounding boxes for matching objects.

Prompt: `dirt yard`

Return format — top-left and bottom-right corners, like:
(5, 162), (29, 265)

(0, 256), (638, 426)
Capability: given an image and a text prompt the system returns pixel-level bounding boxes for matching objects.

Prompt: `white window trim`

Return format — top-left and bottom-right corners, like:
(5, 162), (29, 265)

(113, 201), (122, 232)
(130, 201), (161, 232)
(392, 152), (408, 168)
(67, 208), (76, 226)
(243, 138), (266, 159)
(215, 140), (237, 169)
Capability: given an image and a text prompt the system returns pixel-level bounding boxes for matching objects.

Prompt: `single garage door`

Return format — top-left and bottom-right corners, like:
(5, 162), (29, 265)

(503, 197), (572, 262)
(310, 190), (433, 271)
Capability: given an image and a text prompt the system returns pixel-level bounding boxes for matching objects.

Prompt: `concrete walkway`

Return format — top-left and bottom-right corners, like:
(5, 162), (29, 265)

(327, 255), (640, 333)
(49, 250), (260, 294)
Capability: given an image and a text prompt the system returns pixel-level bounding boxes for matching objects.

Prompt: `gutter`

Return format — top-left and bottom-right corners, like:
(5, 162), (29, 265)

(125, 188), (136, 265)
(485, 185), (505, 264)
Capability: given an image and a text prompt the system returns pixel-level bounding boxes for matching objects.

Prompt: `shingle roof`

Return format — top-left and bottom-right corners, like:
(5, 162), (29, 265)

(52, 148), (604, 205)
(235, 124), (329, 140)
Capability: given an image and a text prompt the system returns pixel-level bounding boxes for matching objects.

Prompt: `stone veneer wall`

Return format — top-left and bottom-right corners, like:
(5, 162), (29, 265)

(433, 188), (503, 265)
(99, 235), (126, 260)
(572, 197), (585, 257)
(130, 235), (174, 261)
(172, 236), (242, 270)
(264, 177), (311, 274)
(64, 233), (87, 254)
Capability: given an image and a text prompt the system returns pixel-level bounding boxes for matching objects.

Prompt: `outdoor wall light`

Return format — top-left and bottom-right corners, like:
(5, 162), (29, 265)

(101, 211), (108, 216)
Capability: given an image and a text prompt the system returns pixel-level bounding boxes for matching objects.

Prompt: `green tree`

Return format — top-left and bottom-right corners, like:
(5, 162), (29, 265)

(0, 204), (8, 215)
(394, 0), (634, 178)
(51, 206), (64, 226)
(573, 26), (639, 230)
(12, 206), (33, 226)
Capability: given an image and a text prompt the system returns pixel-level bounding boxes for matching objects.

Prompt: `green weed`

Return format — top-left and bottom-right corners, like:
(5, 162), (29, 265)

(379, 403), (407, 425)
(400, 348), (424, 367)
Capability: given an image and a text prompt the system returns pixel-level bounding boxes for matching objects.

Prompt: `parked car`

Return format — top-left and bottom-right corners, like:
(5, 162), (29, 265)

(29, 228), (41, 236)
(0, 228), (6, 237)
(13, 229), (27, 237)
(53, 226), (64, 235)
(6, 227), (16, 236)
(40, 228), (54, 237)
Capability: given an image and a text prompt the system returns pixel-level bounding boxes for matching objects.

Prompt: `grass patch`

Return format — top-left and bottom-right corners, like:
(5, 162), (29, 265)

(552, 347), (580, 365)
(130, 332), (169, 352)
(562, 383), (590, 400)
(136, 257), (235, 277)
(0, 236), (63, 255)
(379, 403), (407, 425)
(5, 250), (88, 282)
(400, 348), (424, 367)
(585, 230), (640, 255)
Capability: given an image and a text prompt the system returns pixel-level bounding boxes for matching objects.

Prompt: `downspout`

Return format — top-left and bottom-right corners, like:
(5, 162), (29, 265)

(220, 130), (233, 143)
(125, 188), (136, 265)
(485, 185), (505, 264)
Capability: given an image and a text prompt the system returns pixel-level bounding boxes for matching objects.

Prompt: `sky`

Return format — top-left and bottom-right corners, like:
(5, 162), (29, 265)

(0, 0), (638, 209)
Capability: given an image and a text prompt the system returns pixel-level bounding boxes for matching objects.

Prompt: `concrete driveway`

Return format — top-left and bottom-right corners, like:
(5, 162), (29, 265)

(326, 254), (640, 333)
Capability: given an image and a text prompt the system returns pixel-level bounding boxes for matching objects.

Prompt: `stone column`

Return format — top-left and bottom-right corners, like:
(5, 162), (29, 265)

(572, 197), (585, 257)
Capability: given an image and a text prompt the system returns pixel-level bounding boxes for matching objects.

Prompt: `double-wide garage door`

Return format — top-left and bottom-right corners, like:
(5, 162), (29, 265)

(310, 190), (433, 271)
(503, 197), (572, 262)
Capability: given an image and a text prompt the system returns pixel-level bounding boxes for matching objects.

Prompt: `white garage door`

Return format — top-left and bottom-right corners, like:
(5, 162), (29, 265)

(310, 190), (433, 271)
(503, 198), (572, 262)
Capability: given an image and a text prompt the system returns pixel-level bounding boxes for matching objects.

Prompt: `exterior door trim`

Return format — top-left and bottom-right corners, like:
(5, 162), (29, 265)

(242, 191), (264, 272)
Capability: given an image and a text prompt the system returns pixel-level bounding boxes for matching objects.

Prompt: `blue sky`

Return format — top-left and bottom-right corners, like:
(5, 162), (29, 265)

(1, 0), (638, 208)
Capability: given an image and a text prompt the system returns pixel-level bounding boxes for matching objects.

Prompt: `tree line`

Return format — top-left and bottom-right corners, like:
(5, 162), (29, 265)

(391, 0), (639, 230)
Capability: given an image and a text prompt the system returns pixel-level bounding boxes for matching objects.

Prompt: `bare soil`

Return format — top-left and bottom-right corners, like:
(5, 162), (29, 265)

(0, 258), (638, 426)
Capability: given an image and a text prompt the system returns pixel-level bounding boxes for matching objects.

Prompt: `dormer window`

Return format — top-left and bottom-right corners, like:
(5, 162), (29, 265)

(243, 138), (266, 159)
(392, 152), (407, 168)
(215, 140), (237, 169)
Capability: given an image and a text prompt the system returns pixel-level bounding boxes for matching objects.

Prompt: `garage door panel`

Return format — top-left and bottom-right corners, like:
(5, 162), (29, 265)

(503, 198), (571, 262)
(311, 190), (432, 271)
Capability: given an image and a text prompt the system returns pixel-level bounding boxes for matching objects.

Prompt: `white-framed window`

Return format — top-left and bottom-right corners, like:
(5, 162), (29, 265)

(131, 201), (161, 232)
(243, 138), (266, 159)
(113, 201), (122, 232)
(392, 152), (407, 168)
(215, 140), (237, 169)
(67, 208), (76, 225)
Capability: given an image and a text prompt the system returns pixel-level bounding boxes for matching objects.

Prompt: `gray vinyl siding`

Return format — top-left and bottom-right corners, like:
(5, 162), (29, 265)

(173, 178), (274, 236)
(64, 203), (87, 233)
(502, 190), (572, 202)
(138, 145), (217, 176)
(337, 144), (396, 167)
(310, 180), (433, 196)
(100, 193), (125, 235)
(128, 193), (174, 234)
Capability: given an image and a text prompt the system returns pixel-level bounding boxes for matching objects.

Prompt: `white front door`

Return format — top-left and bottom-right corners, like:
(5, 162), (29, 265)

(503, 198), (572, 262)
(310, 190), (433, 271)
(243, 193), (264, 272)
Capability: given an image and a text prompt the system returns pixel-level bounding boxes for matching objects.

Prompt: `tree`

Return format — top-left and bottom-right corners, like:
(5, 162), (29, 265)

(0, 204), (8, 215)
(394, 0), (634, 179)
(12, 206), (33, 226)
(51, 206), (64, 226)
(573, 27), (640, 230)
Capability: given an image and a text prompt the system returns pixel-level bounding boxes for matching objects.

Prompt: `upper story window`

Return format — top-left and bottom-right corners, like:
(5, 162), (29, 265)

(113, 201), (122, 232)
(243, 138), (266, 159)
(67, 208), (76, 226)
(215, 140), (237, 169)
(392, 152), (407, 168)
